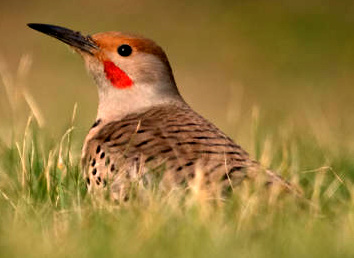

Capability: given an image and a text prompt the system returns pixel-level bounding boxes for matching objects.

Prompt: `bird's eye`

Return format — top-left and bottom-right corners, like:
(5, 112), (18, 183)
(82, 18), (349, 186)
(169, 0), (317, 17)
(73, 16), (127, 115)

(117, 44), (132, 57)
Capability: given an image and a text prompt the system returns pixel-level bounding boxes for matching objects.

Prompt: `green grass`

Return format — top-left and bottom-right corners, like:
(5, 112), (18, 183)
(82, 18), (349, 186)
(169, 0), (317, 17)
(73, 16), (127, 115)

(0, 117), (353, 258)
(0, 63), (354, 258)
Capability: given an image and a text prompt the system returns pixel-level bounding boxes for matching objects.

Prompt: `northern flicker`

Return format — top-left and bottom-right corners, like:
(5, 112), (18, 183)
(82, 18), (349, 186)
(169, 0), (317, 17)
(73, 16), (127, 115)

(28, 23), (293, 199)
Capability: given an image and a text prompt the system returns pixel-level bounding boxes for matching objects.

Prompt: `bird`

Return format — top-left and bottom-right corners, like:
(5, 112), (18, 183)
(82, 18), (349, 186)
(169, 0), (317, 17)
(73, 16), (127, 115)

(28, 23), (294, 200)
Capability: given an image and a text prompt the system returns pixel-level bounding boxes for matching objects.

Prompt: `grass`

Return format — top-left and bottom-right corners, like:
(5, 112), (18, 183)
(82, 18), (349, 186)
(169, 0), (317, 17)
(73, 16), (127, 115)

(0, 55), (354, 258)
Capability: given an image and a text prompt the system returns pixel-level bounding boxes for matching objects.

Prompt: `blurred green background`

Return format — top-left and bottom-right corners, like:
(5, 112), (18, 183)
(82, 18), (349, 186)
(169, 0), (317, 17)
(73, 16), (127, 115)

(1, 0), (354, 162)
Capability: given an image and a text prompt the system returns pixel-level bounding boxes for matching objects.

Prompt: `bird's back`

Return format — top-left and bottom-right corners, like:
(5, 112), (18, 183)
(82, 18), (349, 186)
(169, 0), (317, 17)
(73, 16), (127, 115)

(82, 103), (269, 198)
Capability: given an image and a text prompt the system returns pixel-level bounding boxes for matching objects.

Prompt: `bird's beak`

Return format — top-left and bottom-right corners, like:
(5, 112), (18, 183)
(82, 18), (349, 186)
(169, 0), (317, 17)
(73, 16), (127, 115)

(27, 23), (99, 55)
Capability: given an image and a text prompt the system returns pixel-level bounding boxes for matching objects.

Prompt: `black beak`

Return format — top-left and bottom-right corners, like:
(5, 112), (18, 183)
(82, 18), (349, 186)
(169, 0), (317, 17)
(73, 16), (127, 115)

(27, 23), (99, 55)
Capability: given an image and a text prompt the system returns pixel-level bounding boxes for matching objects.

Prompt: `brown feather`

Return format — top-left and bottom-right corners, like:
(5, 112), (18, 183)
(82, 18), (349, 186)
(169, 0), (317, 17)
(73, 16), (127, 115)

(81, 103), (280, 199)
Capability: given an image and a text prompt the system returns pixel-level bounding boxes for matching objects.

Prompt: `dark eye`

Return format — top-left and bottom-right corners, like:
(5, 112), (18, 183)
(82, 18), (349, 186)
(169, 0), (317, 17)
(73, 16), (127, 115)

(117, 44), (132, 57)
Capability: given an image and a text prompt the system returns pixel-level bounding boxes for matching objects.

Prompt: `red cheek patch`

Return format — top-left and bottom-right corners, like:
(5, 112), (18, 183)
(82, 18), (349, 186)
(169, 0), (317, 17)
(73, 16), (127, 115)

(103, 60), (133, 89)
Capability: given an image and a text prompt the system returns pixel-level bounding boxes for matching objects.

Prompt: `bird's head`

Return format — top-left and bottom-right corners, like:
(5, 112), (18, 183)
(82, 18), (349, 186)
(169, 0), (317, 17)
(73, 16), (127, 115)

(28, 23), (183, 121)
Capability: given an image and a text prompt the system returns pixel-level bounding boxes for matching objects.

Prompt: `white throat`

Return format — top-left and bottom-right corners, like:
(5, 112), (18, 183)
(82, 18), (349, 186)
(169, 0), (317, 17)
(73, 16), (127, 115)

(96, 80), (184, 122)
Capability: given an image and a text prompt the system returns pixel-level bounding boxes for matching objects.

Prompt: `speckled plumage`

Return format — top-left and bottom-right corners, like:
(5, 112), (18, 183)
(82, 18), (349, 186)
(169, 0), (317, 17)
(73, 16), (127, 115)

(81, 103), (280, 199)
